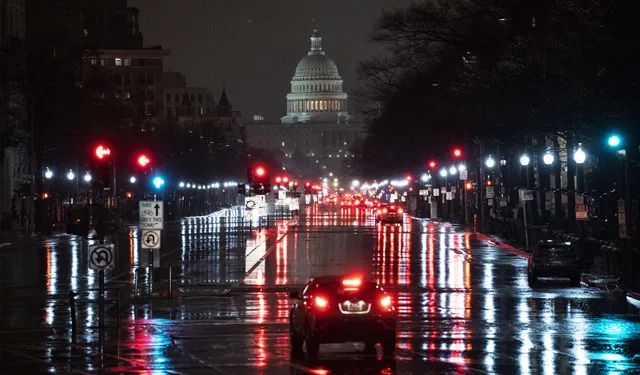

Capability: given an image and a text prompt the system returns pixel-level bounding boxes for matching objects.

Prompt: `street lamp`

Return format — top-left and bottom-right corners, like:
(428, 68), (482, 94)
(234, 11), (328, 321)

(485, 156), (496, 169)
(44, 168), (54, 179)
(179, 181), (185, 188)
(129, 176), (137, 184)
(449, 166), (458, 175)
(573, 145), (587, 164)
(83, 172), (92, 183)
(458, 164), (466, 172)
(421, 173), (431, 183)
(66, 170), (75, 181)
(543, 150), (555, 165)
(439, 168), (448, 178)
(519, 154), (531, 166)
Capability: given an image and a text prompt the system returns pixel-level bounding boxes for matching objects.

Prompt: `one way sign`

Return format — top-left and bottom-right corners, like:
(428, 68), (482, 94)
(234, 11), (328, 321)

(140, 200), (164, 229)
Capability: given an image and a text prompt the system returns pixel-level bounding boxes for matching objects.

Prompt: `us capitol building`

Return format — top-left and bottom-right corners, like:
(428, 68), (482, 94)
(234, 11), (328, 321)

(245, 29), (366, 178)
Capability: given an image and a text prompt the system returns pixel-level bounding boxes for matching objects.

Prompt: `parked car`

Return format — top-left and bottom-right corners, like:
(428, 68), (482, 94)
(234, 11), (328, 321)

(528, 240), (581, 287)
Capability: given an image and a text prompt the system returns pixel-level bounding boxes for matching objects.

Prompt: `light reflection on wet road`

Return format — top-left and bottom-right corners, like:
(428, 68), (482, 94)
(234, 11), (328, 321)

(1, 205), (639, 374)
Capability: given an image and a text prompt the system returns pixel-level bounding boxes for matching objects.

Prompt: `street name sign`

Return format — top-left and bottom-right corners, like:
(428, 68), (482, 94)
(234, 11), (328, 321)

(141, 229), (161, 249)
(486, 186), (495, 199)
(519, 189), (534, 202)
(88, 243), (115, 271)
(140, 201), (164, 230)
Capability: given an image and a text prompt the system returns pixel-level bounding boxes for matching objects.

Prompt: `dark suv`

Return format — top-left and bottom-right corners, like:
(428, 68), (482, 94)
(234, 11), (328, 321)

(528, 241), (581, 287)
(289, 275), (397, 356)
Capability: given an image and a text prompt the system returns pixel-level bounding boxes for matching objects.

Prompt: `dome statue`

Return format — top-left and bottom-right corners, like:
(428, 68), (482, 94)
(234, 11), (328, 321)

(281, 29), (351, 124)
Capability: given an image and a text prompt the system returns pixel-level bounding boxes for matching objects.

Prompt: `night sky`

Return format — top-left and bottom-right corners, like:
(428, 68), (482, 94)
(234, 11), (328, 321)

(129, 0), (412, 121)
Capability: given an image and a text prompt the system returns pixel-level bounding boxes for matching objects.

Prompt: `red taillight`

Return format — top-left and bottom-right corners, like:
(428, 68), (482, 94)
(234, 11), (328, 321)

(377, 209), (382, 214)
(397, 208), (404, 214)
(314, 296), (328, 309)
(383, 208), (388, 214)
(379, 295), (392, 310)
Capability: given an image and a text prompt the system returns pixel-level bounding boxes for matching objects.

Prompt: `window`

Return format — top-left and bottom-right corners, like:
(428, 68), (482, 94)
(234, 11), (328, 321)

(197, 94), (202, 102)
(146, 89), (154, 101)
(175, 94), (180, 102)
(124, 58), (132, 66)
(166, 94), (171, 102)
(115, 58), (123, 66)
(190, 94), (195, 102)
(124, 74), (131, 86)
(90, 58), (97, 66)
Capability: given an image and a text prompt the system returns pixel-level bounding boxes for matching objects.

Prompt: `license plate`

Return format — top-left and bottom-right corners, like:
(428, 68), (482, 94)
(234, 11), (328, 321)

(339, 301), (371, 315)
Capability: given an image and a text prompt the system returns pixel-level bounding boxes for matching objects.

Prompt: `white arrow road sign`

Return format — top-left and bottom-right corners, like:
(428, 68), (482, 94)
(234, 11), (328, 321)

(88, 244), (115, 271)
(140, 201), (163, 229)
(141, 229), (161, 249)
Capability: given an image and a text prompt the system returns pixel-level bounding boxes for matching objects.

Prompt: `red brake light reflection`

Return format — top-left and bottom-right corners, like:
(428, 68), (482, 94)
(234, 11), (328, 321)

(397, 208), (404, 214)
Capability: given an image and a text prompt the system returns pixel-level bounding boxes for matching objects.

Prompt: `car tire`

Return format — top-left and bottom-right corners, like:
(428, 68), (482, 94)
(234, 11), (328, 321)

(290, 328), (304, 357)
(571, 274), (581, 287)
(382, 333), (396, 356)
(305, 337), (320, 356)
(528, 273), (537, 288)
(363, 341), (377, 355)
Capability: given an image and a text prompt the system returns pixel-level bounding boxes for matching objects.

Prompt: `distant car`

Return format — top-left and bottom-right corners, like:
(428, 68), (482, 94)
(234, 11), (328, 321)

(289, 275), (397, 356)
(528, 241), (581, 287)
(375, 204), (404, 223)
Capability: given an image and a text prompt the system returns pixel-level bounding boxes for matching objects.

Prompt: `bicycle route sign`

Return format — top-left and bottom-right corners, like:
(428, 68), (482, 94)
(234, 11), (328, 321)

(88, 243), (116, 271)
(140, 200), (164, 229)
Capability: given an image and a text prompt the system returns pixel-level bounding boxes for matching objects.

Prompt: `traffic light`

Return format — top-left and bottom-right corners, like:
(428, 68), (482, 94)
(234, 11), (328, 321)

(94, 144), (111, 160)
(91, 143), (113, 188)
(248, 164), (270, 194)
(607, 134), (622, 149)
(452, 147), (463, 159)
(465, 182), (473, 190)
(136, 153), (151, 168)
(152, 175), (165, 190)
(427, 160), (437, 169)
(304, 182), (313, 194)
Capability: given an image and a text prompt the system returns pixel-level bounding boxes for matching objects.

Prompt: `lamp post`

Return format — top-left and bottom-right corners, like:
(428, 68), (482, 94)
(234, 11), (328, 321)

(607, 133), (632, 283)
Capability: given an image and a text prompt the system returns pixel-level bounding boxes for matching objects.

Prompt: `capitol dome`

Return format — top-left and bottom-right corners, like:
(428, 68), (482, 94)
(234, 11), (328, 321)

(281, 29), (350, 124)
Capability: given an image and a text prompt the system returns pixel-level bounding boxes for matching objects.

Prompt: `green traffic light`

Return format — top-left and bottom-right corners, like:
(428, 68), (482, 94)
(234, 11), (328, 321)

(607, 134), (622, 148)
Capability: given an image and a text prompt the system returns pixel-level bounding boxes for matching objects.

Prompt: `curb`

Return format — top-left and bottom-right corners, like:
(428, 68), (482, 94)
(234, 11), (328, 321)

(474, 232), (531, 259)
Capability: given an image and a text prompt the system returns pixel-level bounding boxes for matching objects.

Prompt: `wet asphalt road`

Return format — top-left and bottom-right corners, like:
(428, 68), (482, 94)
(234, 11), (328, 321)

(1, 205), (640, 374)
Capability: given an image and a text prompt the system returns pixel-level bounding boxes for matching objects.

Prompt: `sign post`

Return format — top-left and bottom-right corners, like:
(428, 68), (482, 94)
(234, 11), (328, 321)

(519, 190), (534, 251)
(88, 243), (115, 360)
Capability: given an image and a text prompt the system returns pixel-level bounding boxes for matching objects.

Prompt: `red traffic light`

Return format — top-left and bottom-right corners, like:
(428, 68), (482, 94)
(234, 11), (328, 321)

(275, 176), (282, 184)
(254, 166), (266, 177)
(428, 160), (437, 169)
(465, 182), (473, 190)
(137, 154), (151, 168)
(452, 148), (463, 159)
(305, 182), (311, 188)
(283, 176), (289, 184)
(95, 145), (111, 160)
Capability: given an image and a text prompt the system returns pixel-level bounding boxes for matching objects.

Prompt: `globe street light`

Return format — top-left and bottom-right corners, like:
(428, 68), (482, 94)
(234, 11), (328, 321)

(421, 173), (431, 182)
(44, 168), (54, 179)
(129, 176), (137, 184)
(519, 154), (531, 166)
(83, 172), (92, 183)
(66, 170), (75, 181)
(439, 168), (448, 178)
(449, 166), (458, 175)
(543, 150), (555, 165)
(458, 164), (466, 172)
(178, 181), (185, 188)
(485, 156), (496, 169)
(573, 145), (587, 164)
